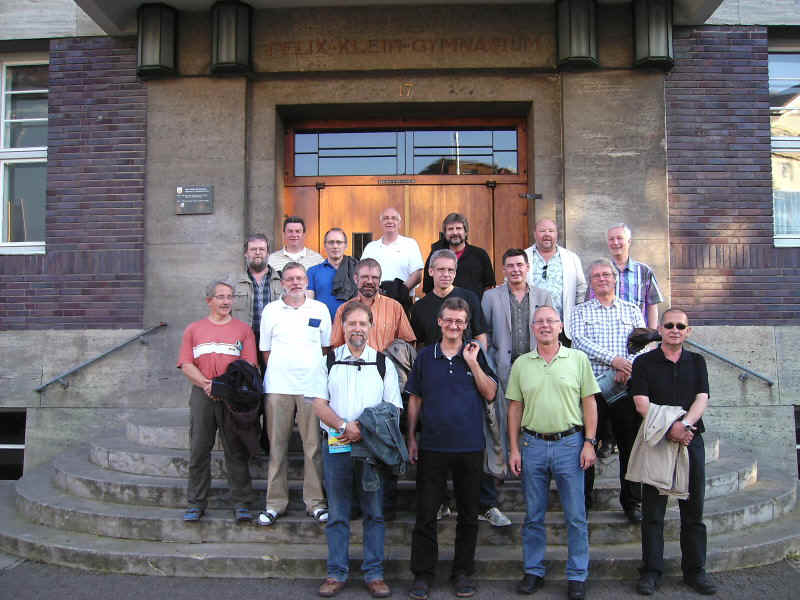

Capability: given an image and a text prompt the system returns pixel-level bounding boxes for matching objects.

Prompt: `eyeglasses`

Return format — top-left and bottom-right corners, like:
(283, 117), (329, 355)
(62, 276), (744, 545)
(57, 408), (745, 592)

(541, 264), (548, 280)
(662, 322), (687, 330)
(441, 318), (467, 327)
(213, 295), (233, 301)
(590, 272), (614, 280)
(433, 267), (456, 274)
(533, 318), (560, 326)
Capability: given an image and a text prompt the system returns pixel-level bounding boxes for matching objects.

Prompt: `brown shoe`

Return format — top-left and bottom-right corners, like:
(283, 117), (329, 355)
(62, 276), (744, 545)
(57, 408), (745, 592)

(319, 578), (346, 597)
(366, 579), (391, 598)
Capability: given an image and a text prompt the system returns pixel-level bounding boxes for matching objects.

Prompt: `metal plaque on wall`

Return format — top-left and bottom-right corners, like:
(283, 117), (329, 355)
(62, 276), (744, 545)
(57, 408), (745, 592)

(175, 185), (214, 214)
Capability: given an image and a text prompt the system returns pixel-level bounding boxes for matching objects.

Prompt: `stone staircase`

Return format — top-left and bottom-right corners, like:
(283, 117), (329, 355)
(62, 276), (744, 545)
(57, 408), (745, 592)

(0, 408), (798, 579)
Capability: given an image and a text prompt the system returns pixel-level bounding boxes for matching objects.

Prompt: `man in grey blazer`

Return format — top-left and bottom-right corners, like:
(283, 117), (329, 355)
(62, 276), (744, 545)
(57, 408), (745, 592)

(482, 248), (554, 390)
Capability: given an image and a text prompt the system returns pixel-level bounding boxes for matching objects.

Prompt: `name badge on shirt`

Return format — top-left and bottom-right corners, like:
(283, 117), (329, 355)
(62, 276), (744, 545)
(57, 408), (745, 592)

(308, 318), (321, 327)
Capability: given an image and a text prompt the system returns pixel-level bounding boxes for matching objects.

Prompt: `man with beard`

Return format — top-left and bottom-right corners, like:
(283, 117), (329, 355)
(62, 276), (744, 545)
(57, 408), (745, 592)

(330, 258), (416, 351)
(311, 301), (402, 598)
(524, 219), (587, 342)
(258, 262), (331, 526)
(422, 213), (495, 299)
(234, 234), (281, 370)
(308, 227), (359, 320)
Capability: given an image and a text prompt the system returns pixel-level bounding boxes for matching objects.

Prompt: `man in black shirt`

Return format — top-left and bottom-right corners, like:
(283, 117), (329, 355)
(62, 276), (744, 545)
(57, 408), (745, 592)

(411, 249), (488, 349)
(630, 308), (716, 596)
(422, 213), (495, 299)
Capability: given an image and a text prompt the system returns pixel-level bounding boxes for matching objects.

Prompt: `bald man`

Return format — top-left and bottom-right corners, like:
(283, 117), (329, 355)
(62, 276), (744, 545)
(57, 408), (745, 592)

(524, 219), (586, 342)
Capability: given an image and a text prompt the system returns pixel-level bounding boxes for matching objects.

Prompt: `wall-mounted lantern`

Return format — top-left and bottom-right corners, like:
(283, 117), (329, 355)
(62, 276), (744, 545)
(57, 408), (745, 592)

(137, 3), (177, 78)
(557, 0), (598, 70)
(211, 1), (253, 74)
(633, 0), (674, 69)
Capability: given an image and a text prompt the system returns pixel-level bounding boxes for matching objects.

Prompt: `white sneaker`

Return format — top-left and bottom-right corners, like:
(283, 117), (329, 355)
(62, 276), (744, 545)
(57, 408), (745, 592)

(478, 507), (512, 527)
(436, 504), (452, 520)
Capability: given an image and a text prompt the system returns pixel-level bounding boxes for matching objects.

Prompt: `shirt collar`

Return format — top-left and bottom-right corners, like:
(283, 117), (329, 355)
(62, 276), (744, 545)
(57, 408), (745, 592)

(655, 344), (688, 363)
(433, 342), (465, 360)
(339, 344), (377, 362)
(527, 344), (569, 361)
(615, 257), (634, 272)
(281, 247), (307, 257)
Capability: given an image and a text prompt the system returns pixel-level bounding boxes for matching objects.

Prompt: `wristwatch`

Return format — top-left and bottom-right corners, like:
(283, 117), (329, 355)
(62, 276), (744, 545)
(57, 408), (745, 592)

(681, 419), (694, 430)
(584, 438), (598, 447)
(337, 421), (347, 435)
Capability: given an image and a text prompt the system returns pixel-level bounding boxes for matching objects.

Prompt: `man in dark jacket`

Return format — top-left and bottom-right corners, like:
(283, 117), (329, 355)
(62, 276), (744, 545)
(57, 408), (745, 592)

(422, 213), (495, 299)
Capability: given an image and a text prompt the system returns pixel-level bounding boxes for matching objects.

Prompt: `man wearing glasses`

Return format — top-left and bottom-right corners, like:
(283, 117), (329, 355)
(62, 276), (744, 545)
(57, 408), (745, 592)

(630, 308), (715, 596)
(572, 259), (645, 523)
(524, 219), (587, 342)
(177, 280), (258, 523)
(507, 305), (599, 600)
(308, 227), (359, 320)
(405, 297), (498, 600)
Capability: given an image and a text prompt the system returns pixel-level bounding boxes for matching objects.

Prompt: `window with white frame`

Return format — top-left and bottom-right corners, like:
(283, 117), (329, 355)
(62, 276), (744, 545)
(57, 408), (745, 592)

(770, 51), (800, 247)
(0, 59), (47, 254)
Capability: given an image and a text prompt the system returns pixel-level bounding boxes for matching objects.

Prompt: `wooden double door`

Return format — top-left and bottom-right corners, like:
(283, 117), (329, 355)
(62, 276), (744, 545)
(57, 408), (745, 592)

(284, 181), (529, 288)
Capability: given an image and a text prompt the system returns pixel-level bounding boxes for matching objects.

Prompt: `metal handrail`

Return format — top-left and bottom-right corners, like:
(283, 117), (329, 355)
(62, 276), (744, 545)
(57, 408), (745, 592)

(685, 339), (775, 387)
(35, 322), (168, 393)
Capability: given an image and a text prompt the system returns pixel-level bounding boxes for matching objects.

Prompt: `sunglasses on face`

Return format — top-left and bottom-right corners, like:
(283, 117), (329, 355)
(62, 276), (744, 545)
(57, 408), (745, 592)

(662, 322), (687, 330)
(541, 264), (548, 280)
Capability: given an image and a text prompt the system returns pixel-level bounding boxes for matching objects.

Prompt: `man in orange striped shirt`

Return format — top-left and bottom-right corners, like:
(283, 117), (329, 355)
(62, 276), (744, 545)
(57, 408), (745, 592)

(330, 258), (416, 351)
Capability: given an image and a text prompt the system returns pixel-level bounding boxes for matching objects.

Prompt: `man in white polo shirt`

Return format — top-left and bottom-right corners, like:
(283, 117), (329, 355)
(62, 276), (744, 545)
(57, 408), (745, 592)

(361, 207), (424, 301)
(259, 261), (331, 525)
(268, 215), (324, 274)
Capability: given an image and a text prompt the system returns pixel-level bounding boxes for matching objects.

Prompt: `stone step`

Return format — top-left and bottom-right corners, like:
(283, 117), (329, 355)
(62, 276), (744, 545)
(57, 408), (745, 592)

(90, 434), (632, 482)
(17, 459), (792, 546)
(2, 479), (799, 579)
(61, 444), (755, 512)
(124, 409), (721, 466)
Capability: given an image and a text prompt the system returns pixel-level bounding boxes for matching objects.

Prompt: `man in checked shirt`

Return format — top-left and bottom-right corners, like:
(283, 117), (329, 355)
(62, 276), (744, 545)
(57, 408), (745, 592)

(233, 233), (281, 371)
(572, 258), (646, 523)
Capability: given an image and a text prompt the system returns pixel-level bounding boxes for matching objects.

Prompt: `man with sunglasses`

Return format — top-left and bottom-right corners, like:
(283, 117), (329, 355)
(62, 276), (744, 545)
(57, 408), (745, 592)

(524, 219), (587, 342)
(630, 308), (715, 596)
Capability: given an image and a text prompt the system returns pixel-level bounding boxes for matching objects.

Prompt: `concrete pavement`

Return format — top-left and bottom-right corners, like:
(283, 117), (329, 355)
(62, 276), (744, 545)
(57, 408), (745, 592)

(1, 551), (799, 600)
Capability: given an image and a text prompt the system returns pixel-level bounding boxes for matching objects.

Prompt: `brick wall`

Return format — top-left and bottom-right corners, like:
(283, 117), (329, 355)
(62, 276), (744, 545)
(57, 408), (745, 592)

(667, 25), (800, 325)
(0, 37), (146, 330)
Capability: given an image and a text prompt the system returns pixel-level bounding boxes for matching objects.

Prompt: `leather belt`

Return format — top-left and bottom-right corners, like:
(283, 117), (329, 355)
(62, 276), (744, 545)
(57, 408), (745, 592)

(522, 424), (582, 441)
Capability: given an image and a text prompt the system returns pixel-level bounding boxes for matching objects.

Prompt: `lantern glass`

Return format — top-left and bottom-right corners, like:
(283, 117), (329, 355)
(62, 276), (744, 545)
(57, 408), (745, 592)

(634, 0), (674, 69)
(557, 0), (598, 69)
(211, 1), (252, 73)
(137, 3), (176, 77)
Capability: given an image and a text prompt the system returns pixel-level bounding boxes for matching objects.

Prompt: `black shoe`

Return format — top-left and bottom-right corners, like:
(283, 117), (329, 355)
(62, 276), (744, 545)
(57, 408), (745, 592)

(597, 444), (612, 459)
(408, 578), (429, 600)
(683, 571), (717, 595)
(567, 580), (586, 600)
(637, 572), (660, 596)
(517, 574), (544, 595)
(452, 574), (476, 598)
(383, 509), (396, 522)
(350, 508), (363, 520)
(624, 506), (643, 524)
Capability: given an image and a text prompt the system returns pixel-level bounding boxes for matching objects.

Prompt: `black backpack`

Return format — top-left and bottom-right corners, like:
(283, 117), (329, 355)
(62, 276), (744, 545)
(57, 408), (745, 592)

(326, 349), (386, 379)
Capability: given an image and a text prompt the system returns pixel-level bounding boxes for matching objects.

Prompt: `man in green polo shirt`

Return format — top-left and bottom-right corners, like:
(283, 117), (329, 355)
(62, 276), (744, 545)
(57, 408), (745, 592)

(507, 305), (599, 600)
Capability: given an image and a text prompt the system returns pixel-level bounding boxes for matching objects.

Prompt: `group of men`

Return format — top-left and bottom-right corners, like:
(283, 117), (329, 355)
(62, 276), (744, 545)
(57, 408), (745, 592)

(176, 208), (714, 600)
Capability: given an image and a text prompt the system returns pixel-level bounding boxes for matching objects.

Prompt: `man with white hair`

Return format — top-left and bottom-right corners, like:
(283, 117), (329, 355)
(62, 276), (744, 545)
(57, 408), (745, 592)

(593, 223), (663, 328)
(361, 207), (424, 299)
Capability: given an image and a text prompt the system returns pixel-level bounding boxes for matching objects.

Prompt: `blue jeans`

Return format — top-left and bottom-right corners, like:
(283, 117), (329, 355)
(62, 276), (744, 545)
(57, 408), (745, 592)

(323, 445), (385, 583)
(521, 431), (589, 581)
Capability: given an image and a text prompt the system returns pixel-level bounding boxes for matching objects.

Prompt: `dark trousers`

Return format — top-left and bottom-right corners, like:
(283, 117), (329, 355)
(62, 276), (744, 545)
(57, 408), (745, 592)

(411, 449), (483, 582)
(586, 394), (642, 511)
(187, 386), (253, 510)
(642, 433), (707, 577)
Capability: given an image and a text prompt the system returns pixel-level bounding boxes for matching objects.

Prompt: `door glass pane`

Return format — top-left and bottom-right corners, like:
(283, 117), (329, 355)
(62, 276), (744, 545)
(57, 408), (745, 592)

(493, 130), (517, 151)
(4, 163), (46, 242)
(295, 153), (317, 176)
(6, 65), (48, 91)
(494, 151), (518, 174)
(318, 131), (397, 148)
(773, 151), (800, 236)
(319, 156), (396, 176)
(295, 133), (318, 153)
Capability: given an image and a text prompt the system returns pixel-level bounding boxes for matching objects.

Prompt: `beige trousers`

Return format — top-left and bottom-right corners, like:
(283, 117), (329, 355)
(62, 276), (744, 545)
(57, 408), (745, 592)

(265, 392), (326, 514)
